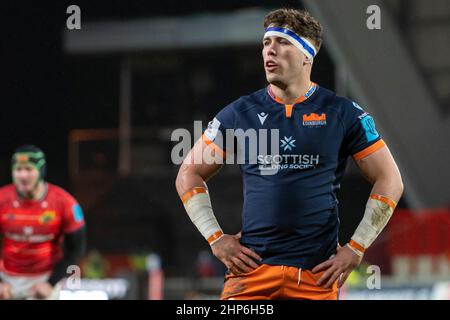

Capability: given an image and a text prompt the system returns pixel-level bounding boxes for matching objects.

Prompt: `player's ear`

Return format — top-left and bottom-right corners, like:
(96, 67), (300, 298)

(303, 55), (313, 66)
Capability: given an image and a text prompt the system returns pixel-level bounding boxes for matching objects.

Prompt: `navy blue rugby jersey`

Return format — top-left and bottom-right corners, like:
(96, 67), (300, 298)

(203, 83), (385, 269)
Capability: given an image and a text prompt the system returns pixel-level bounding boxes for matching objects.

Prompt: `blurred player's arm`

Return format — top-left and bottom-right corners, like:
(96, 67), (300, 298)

(314, 145), (403, 288)
(0, 283), (12, 299)
(30, 227), (86, 299)
(47, 226), (86, 287)
(0, 232), (13, 299)
(176, 137), (262, 275)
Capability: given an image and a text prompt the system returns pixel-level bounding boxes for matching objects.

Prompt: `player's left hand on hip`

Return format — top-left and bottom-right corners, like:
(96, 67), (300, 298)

(30, 282), (54, 299)
(312, 245), (363, 289)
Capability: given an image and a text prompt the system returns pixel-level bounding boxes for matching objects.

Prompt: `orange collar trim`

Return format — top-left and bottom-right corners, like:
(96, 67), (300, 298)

(267, 82), (317, 105)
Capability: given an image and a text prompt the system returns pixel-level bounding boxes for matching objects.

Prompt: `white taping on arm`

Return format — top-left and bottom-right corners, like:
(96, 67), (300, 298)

(351, 197), (395, 249)
(183, 192), (223, 245)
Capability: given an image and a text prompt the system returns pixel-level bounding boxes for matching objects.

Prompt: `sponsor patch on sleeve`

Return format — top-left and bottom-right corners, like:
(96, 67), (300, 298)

(204, 117), (221, 142)
(72, 204), (84, 222)
(360, 115), (379, 142)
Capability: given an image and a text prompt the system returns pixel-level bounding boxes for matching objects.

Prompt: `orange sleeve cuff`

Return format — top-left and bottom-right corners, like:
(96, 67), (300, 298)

(202, 134), (226, 159)
(370, 194), (397, 209)
(352, 139), (386, 161)
(181, 187), (208, 204)
(349, 240), (366, 253)
(207, 230), (224, 245)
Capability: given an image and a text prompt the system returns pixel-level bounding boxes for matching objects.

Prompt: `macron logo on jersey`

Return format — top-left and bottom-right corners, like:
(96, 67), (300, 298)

(257, 112), (268, 125)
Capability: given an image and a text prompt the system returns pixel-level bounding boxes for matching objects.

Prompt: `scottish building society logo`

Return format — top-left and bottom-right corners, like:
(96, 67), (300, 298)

(280, 136), (296, 151)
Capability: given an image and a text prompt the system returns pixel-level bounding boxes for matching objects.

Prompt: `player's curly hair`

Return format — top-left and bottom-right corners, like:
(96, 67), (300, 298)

(264, 8), (323, 52)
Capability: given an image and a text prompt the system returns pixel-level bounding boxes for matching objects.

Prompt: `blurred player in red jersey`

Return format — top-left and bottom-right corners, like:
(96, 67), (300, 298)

(0, 145), (86, 299)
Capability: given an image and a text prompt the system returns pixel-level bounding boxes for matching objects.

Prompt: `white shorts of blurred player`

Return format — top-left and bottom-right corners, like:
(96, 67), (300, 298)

(0, 272), (62, 300)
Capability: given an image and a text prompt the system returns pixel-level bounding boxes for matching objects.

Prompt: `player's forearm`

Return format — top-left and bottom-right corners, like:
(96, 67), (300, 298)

(176, 165), (224, 245)
(348, 174), (403, 256)
(370, 174), (403, 204)
(48, 227), (86, 286)
(175, 164), (207, 198)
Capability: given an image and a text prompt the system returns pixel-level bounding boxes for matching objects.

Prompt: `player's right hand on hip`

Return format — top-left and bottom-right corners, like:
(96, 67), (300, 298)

(0, 283), (12, 300)
(211, 233), (262, 275)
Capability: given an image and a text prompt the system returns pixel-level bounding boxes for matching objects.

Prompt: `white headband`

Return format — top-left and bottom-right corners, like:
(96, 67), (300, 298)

(264, 26), (317, 62)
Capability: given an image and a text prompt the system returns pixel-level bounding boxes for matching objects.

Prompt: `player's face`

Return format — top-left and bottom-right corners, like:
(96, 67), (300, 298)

(262, 35), (306, 85)
(13, 164), (40, 194)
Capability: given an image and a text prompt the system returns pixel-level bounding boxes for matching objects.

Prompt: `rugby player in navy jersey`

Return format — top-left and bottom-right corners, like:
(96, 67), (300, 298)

(176, 8), (403, 300)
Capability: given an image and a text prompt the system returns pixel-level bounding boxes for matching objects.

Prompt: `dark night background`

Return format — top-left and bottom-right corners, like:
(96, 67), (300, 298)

(1, 0), (304, 188)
